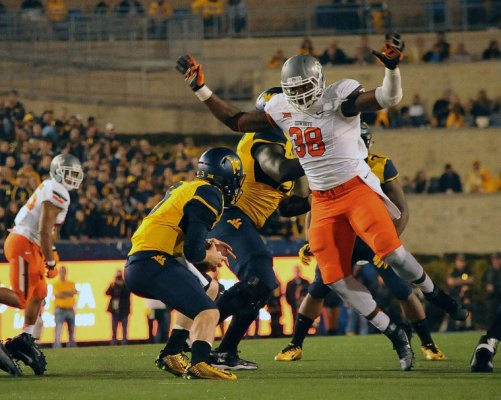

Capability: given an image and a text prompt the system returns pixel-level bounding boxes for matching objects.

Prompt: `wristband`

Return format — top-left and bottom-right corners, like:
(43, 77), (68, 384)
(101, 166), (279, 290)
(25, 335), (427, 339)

(46, 260), (56, 269)
(194, 85), (213, 102)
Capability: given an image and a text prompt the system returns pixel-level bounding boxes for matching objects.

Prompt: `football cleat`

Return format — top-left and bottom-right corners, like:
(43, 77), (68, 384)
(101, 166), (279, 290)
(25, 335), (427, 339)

(210, 350), (258, 370)
(384, 323), (414, 371)
(471, 335), (498, 373)
(155, 352), (189, 377)
(5, 333), (47, 375)
(421, 343), (446, 361)
(183, 362), (237, 380)
(275, 343), (303, 361)
(424, 286), (468, 321)
(0, 341), (22, 377)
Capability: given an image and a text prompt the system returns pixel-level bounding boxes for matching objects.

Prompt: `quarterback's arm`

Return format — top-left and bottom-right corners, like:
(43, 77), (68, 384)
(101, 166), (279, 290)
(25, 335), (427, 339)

(39, 201), (63, 264)
(381, 178), (409, 236)
(253, 143), (305, 183)
(183, 201), (217, 264)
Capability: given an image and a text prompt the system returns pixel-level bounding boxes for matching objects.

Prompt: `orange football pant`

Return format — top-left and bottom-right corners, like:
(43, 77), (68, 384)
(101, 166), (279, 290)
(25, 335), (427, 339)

(4, 232), (47, 309)
(309, 177), (401, 285)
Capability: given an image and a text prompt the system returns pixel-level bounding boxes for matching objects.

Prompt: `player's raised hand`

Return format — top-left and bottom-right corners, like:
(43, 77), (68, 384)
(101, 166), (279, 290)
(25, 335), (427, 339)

(176, 54), (206, 92)
(372, 33), (405, 70)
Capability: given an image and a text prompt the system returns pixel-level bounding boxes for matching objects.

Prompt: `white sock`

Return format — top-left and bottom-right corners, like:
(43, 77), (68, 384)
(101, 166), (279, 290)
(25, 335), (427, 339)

(33, 316), (44, 340)
(384, 246), (434, 293)
(328, 276), (378, 316)
(23, 325), (35, 335)
(369, 311), (391, 332)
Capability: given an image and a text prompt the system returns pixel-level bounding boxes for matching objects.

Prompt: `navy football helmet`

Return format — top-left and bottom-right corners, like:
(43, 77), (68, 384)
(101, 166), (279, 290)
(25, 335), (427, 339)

(360, 122), (372, 150)
(196, 147), (245, 205)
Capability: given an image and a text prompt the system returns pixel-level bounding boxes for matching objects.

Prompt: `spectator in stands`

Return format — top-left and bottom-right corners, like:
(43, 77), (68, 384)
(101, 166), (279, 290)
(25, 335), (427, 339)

(482, 40), (500, 60)
(285, 265), (310, 322)
(148, 0), (173, 39)
(408, 93), (428, 127)
(413, 170), (430, 194)
(446, 94), (466, 129)
(438, 163), (462, 193)
(450, 42), (472, 63)
(465, 160), (497, 193)
(46, 0), (68, 22)
(483, 253), (501, 322)
(191, 0), (225, 38)
(266, 48), (287, 69)
(319, 41), (354, 66)
(432, 89), (452, 127)
(4, 90), (25, 125)
(20, 0), (44, 21)
(434, 31), (450, 60)
(401, 176), (415, 194)
(10, 171), (32, 205)
(407, 36), (426, 63)
(423, 43), (445, 63)
(227, 0), (247, 36)
(106, 269), (131, 345)
(471, 89), (493, 128)
(298, 37), (318, 58)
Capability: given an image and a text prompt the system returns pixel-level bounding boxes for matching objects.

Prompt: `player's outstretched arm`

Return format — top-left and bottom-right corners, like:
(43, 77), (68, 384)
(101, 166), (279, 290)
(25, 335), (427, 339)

(342, 33), (404, 116)
(177, 54), (272, 132)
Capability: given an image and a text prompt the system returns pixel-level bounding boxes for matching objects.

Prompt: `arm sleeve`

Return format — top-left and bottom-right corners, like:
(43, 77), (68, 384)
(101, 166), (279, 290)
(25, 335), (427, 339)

(383, 159), (399, 182)
(182, 185), (223, 264)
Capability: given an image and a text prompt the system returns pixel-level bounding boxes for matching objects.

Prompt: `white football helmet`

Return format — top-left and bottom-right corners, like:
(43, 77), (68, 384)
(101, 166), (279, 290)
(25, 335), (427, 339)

(50, 154), (84, 190)
(281, 55), (325, 111)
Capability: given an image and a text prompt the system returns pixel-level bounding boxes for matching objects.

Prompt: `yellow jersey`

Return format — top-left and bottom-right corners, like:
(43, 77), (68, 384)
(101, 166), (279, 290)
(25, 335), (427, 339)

(53, 279), (76, 309)
(129, 180), (223, 257)
(367, 152), (399, 184)
(235, 130), (295, 228)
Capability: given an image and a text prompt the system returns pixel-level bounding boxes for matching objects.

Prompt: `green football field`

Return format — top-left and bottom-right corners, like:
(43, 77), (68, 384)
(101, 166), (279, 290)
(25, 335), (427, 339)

(1, 331), (499, 400)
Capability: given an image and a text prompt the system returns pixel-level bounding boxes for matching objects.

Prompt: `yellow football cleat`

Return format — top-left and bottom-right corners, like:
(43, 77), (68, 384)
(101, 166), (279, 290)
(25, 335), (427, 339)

(155, 353), (189, 376)
(274, 343), (302, 361)
(183, 362), (237, 380)
(421, 344), (446, 361)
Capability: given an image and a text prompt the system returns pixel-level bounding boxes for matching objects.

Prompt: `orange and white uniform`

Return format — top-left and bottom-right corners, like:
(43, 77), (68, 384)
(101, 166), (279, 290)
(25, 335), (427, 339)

(4, 179), (70, 308)
(265, 80), (402, 284)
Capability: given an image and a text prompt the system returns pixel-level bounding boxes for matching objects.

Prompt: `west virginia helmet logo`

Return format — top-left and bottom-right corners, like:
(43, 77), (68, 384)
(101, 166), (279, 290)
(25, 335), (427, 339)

(227, 218), (242, 229)
(224, 156), (242, 174)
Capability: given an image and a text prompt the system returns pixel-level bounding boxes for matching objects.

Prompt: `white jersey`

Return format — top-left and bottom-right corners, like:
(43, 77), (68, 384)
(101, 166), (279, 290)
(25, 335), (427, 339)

(265, 79), (401, 219)
(12, 179), (70, 246)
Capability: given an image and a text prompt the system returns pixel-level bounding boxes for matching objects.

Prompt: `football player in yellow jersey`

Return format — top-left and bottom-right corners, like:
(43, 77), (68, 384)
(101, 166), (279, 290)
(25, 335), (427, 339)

(125, 147), (244, 380)
(275, 123), (446, 363)
(198, 87), (306, 370)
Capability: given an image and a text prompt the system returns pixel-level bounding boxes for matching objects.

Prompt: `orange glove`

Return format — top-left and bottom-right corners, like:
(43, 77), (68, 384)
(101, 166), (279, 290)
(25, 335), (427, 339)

(372, 33), (405, 69)
(45, 259), (58, 279)
(176, 54), (206, 92)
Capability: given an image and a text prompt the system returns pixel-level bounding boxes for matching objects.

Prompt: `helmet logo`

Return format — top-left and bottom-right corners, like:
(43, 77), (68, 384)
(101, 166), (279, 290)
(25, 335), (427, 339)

(224, 156), (241, 174)
(287, 76), (302, 84)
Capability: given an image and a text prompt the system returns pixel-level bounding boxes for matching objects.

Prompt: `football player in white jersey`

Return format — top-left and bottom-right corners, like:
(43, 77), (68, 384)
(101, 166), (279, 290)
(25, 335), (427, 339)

(0, 154), (83, 375)
(177, 33), (467, 371)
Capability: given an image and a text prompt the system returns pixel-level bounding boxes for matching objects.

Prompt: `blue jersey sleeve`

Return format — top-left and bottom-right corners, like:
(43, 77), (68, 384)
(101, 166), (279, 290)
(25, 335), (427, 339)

(383, 159), (399, 183)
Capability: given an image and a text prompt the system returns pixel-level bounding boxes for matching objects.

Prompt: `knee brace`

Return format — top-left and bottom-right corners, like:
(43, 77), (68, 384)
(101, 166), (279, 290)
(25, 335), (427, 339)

(216, 277), (273, 323)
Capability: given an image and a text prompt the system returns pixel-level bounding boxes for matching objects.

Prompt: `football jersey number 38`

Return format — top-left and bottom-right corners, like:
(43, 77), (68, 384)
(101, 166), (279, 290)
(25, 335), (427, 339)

(289, 127), (325, 158)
